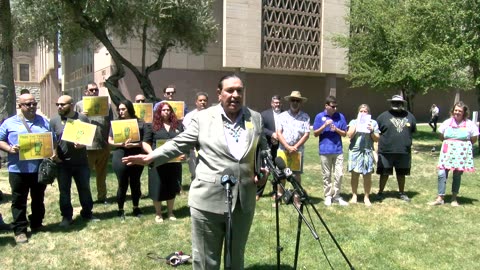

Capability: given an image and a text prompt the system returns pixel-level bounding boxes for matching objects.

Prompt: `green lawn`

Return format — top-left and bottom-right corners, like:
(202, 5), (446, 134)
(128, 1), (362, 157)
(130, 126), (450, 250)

(0, 125), (479, 269)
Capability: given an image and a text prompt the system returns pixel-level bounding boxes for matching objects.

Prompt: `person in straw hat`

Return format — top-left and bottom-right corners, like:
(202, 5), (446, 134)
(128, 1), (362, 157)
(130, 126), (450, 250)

(313, 95), (349, 206)
(375, 95), (417, 202)
(276, 90), (310, 207)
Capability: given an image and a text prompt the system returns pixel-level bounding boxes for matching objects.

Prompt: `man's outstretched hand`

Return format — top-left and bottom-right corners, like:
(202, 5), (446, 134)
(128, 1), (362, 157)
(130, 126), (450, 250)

(122, 154), (154, 166)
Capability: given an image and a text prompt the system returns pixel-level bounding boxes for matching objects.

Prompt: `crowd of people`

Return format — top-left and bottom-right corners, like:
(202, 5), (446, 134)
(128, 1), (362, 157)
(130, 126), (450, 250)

(0, 75), (478, 270)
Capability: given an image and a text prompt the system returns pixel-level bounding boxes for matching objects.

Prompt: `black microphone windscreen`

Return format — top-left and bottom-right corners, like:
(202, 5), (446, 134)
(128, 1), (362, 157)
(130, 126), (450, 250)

(261, 150), (271, 159)
(222, 168), (234, 177)
(274, 157), (286, 170)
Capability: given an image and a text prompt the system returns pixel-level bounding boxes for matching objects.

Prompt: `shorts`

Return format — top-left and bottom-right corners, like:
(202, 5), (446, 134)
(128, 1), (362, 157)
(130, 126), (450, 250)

(376, 153), (411, 176)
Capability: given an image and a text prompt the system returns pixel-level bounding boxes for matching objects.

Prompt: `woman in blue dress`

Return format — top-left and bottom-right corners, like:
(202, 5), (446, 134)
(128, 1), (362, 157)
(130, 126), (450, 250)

(346, 104), (380, 206)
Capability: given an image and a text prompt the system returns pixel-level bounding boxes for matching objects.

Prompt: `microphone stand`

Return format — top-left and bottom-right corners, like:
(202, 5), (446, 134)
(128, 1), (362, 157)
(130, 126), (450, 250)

(262, 154), (285, 270)
(222, 176), (236, 270)
(283, 167), (355, 270)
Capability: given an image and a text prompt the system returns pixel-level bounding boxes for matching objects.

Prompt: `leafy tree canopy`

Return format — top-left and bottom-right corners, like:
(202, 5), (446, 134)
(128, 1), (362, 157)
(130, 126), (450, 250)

(12, 0), (218, 104)
(335, 0), (473, 111)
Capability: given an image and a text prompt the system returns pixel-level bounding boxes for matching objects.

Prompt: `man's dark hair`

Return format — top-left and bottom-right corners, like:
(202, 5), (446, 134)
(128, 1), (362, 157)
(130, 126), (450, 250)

(217, 74), (241, 90)
(20, 89), (30, 95)
(85, 82), (97, 90)
(271, 95), (281, 101)
(196, 91), (209, 99)
(163, 85), (176, 93)
(325, 95), (337, 105)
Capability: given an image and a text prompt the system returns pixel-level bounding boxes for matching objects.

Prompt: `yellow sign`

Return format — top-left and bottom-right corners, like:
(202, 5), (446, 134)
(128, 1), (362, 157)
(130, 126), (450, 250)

(18, 132), (54, 160)
(277, 150), (302, 172)
(111, 119), (140, 143)
(83, 96), (109, 117)
(61, 119), (97, 146)
(133, 103), (153, 123)
(156, 139), (183, 163)
(166, 101), (185, 120)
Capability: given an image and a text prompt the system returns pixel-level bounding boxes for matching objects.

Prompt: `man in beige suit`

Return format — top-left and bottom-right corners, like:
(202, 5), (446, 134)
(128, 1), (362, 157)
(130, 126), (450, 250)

(123, 75), (268, 270)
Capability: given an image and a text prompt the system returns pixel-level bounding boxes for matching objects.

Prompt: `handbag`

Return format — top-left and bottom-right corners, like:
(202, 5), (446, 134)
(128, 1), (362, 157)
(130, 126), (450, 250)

(38, 158), (58, 185)
(19, 114), (58, 185)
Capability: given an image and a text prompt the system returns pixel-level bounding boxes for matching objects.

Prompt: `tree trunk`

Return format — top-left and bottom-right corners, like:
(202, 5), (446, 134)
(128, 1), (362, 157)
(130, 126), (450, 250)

(0, 0), (16, 120)
(401, 88), (415, 113)
(470, 59), (480, 110)
(67, 2), (158, 105)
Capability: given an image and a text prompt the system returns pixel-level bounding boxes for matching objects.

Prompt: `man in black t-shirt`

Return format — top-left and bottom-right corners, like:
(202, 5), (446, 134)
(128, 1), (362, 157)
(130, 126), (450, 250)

(51, 95), (97, 226)
(375, 95), (416, 202)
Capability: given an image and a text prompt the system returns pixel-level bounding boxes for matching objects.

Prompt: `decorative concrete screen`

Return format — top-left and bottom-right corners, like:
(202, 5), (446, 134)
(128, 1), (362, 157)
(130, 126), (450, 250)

(262, 0), (322, 72)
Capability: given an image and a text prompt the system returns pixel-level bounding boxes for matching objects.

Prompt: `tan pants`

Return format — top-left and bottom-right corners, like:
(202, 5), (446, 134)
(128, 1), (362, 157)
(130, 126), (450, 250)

(87, 146), (111, 201)
(320, 154), (344, 199)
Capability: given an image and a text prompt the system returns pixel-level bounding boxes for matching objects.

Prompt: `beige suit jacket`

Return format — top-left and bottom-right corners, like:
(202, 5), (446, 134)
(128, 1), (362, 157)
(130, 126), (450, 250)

(151, 104), (268, 214)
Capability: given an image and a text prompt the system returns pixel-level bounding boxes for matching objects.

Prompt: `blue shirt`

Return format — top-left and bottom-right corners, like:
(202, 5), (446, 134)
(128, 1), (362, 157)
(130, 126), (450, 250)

(313, 111), (347, 155)
(0, 114), (52, 173)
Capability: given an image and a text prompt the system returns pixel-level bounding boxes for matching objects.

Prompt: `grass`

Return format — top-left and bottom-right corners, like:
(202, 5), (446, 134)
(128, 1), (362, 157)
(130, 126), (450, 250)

(1, 125), (480, 269)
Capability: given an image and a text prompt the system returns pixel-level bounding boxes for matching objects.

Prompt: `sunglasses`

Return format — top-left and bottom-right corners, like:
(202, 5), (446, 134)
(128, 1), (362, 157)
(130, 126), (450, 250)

(88, 88), (99, 93)
(290, 99), (302, 103)
(135, 99), (145, 103)
(329, 105), (337, 109)
(21, 102), (38, 107)
(165, 92), (175, 96)
(55, 103), (71, 107)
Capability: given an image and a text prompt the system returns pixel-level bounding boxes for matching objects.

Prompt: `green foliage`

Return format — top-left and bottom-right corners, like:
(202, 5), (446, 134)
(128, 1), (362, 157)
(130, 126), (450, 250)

(12, 0), (217, 54)
(11, 0), (218, 104)
(335, 0), (473, 106)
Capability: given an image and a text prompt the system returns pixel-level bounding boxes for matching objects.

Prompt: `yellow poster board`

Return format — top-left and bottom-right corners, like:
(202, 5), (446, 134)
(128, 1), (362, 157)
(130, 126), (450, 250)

(61, 119), (97, 146)
(133, 103), (153, 123)
(156, 139), (183, 163)
(277, 150), (302, 172)
(18, 132), (54, 160)
(166, 101), (185, 120)
(83, 96), (109, 117)
(111, 119), (140, 143)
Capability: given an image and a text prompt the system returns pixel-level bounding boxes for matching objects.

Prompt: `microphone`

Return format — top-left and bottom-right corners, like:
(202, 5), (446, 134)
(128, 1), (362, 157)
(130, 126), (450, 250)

(274, 157), (296, 183)
(221, 168), (237, 191)
(261, 150), (284, 180)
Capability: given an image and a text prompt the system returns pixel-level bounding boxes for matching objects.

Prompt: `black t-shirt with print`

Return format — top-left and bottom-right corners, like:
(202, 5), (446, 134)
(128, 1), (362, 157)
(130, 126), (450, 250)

(377, 109), (417, 154)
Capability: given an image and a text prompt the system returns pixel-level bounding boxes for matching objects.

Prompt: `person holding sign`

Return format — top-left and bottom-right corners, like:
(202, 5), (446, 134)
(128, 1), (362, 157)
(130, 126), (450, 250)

(108, 100), (148, 219)
(346, 104), (380, 206)
(313, 95), (348, 206)
(276, 91), (310, 207)
(0, 93), (52, 244)
(74, 82), (113, 204)
(50, 95), (97, 226)
(142, 102), (184, 223)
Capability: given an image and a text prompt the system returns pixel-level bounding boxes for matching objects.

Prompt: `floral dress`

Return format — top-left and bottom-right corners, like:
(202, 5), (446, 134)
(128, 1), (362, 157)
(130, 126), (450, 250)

(347, 119), (380, 174)
(437, 118), (478, 172)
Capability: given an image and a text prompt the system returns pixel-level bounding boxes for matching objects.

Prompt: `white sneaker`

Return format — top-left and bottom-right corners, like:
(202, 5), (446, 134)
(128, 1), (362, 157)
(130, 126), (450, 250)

(324, 196), (332, 206)
(335, 197), (349, 206)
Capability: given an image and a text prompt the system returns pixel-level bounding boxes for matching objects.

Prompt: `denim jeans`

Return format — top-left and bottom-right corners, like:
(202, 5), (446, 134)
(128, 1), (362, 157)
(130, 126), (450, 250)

(58, 164), (93, 219)
(9, 172), (46, 235)
(438, 169), (463, 196)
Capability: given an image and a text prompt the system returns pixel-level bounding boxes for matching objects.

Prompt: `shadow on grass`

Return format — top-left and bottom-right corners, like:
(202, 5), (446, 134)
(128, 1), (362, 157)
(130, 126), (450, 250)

(413, 130), (440, 141)
(0, 234), (15, 247)
(246, 264), (295, 270)
(443, 195), (478, 205)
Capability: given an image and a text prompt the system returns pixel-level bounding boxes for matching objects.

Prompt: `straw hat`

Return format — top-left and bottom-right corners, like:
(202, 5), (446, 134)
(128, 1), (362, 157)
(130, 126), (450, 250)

(284, 91), (307, 102)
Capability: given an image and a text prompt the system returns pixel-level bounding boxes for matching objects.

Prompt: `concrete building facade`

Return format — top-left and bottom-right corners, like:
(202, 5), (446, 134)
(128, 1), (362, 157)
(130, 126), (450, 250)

(59, 0), (478, 122)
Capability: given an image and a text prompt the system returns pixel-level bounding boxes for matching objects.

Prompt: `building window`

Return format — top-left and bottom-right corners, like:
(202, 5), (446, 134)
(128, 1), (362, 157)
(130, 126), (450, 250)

(19, 64), (30, 81)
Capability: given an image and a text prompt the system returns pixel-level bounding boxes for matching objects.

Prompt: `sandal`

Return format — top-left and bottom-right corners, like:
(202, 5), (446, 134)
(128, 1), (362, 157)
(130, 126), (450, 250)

(428, 199), (444, 206)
